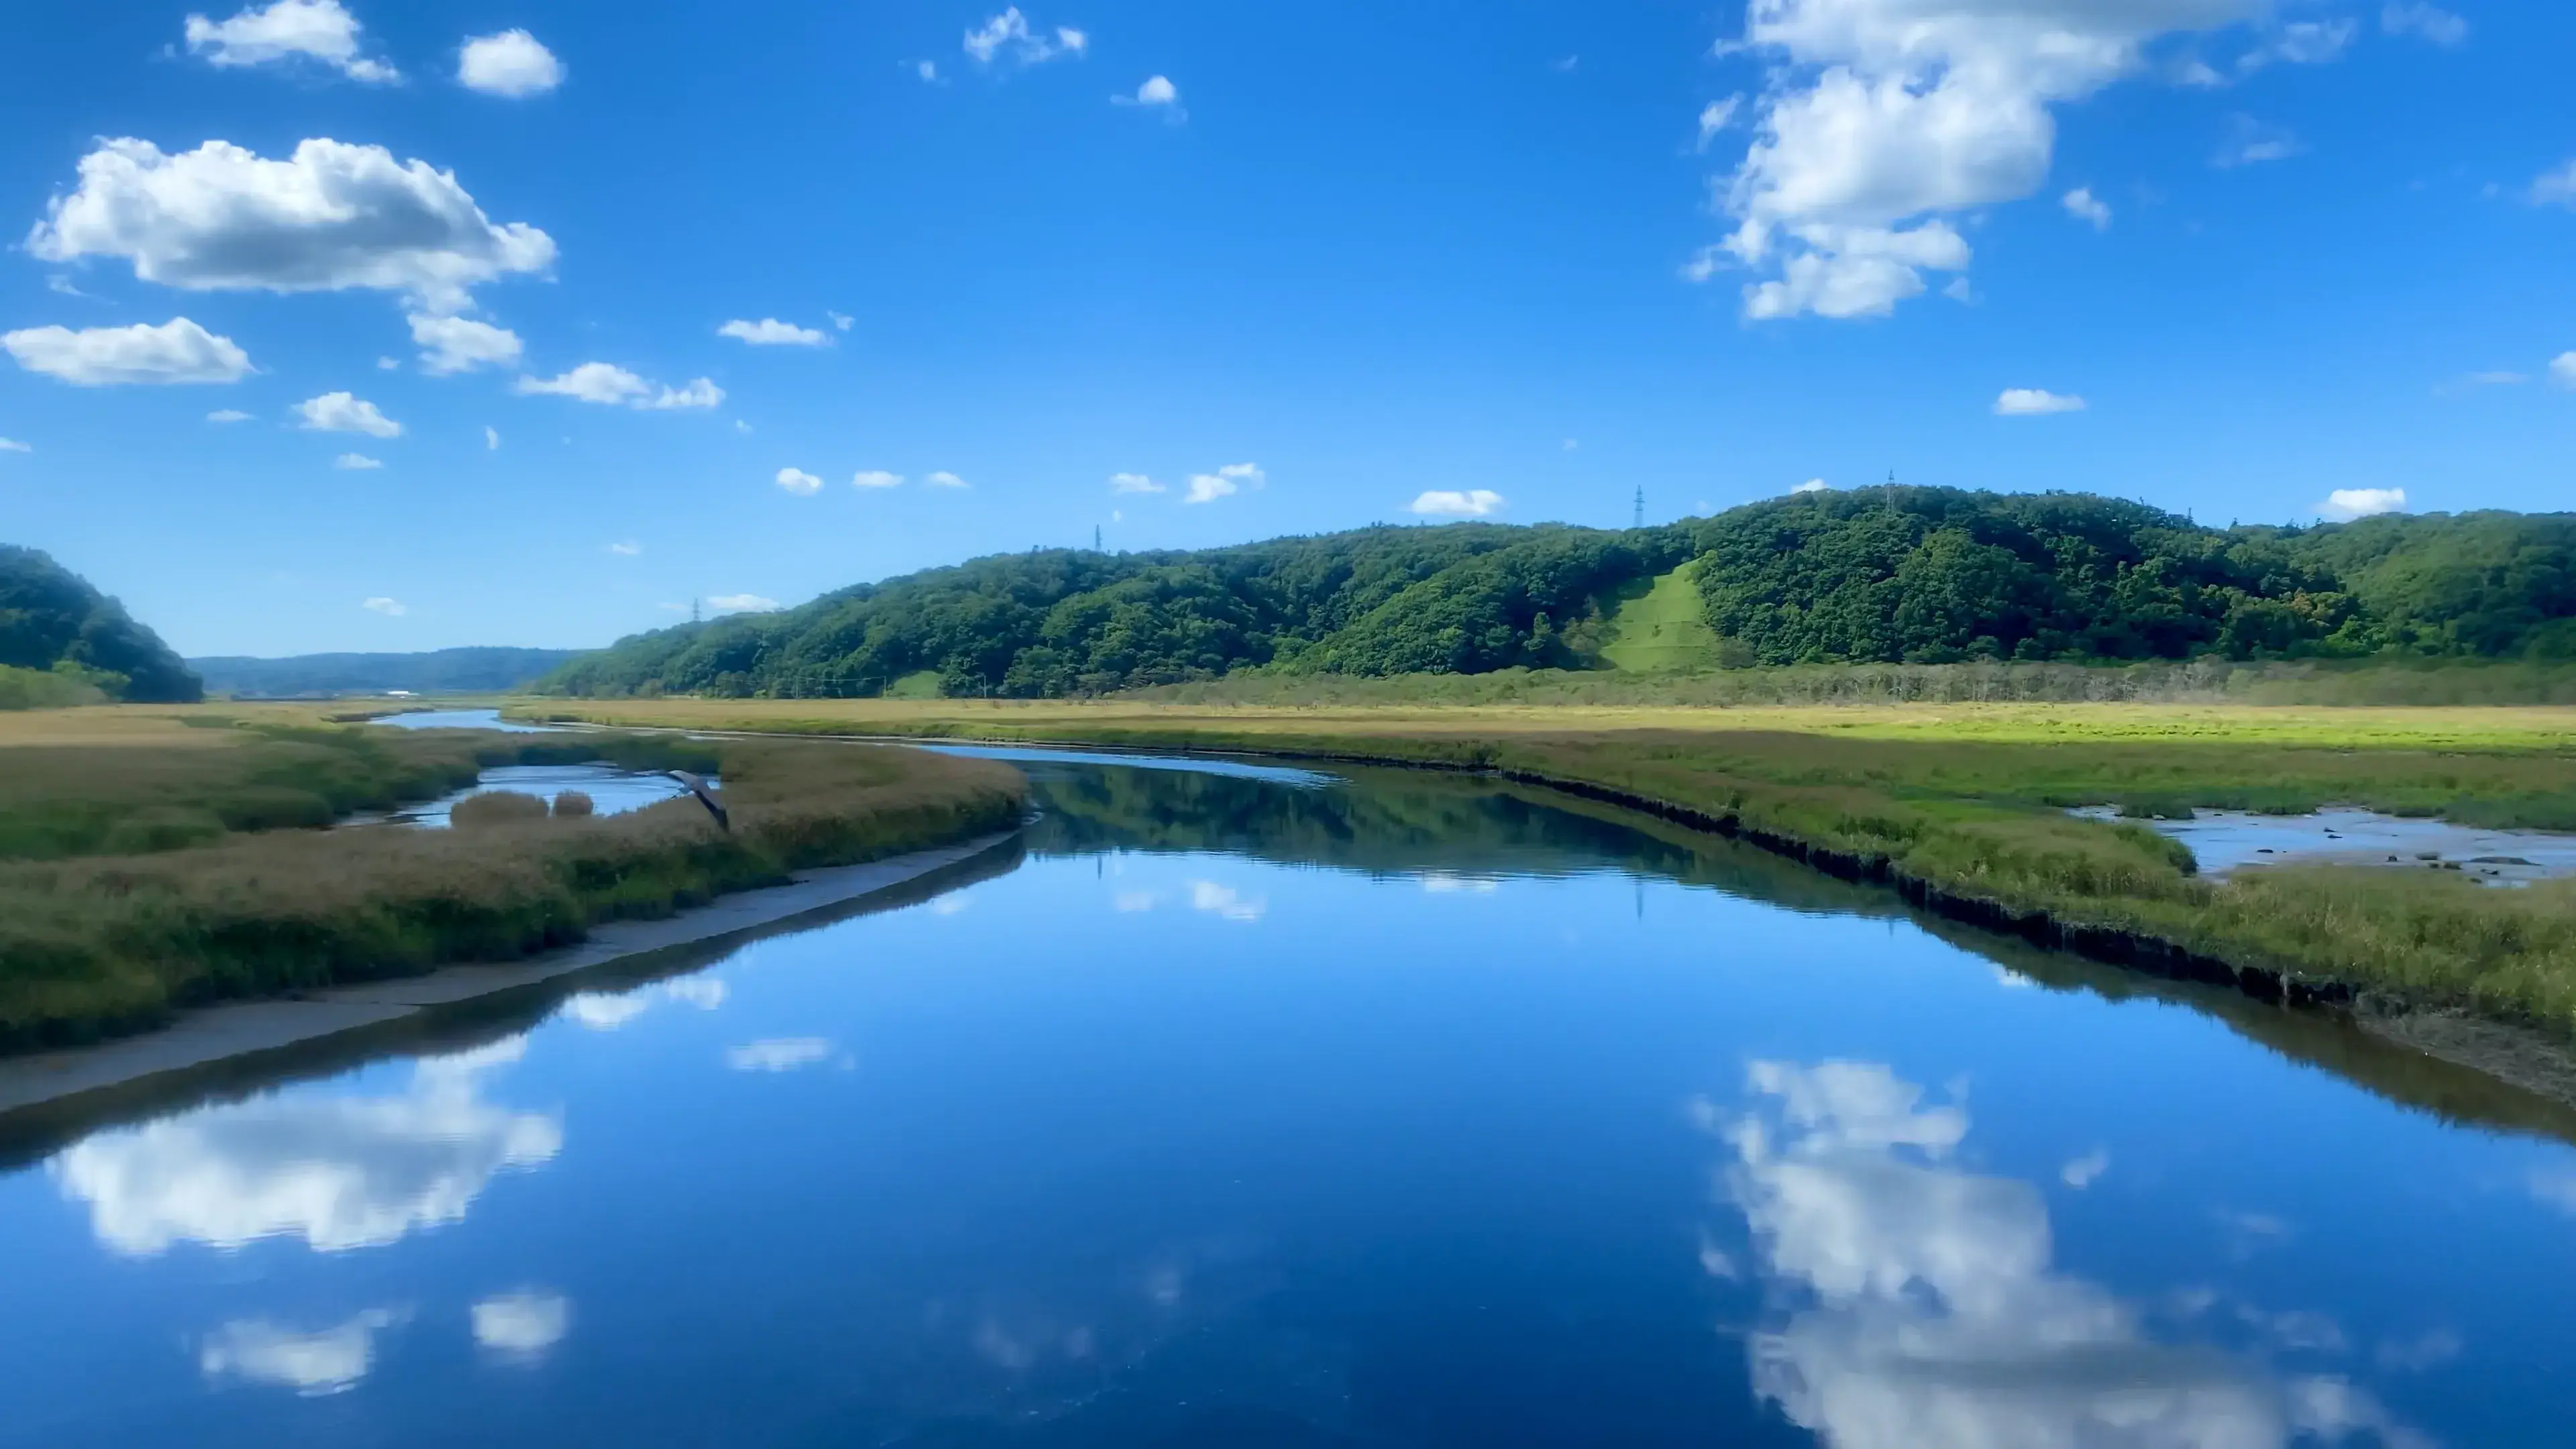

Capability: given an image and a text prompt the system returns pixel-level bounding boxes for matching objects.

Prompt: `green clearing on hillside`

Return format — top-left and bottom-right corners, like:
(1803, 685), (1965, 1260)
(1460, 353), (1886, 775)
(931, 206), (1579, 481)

(1598, 559), (1725, 672)
(885, 669), (946, 699)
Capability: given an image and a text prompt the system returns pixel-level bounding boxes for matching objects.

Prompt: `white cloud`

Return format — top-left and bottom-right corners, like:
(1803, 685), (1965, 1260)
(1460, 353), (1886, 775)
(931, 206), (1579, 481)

(708, 593), (780, 612)
(1189, 881), (1266, 922)
(2059, 1149), (2110, 1189)
(201, 1311), (401, 1396)
(515, 363), (716, 411)
(1709, 0), (2260, 320)
(2214, 114), (2304, 168)
(376, 355), (399, 370)
(826, 311), (855, 331)
(852, 470), (904, 489)
(1420, 873), (1501, 893)
(208, 409), (254, 423)
(1110, 472), (1164, 494)
(2552, 352), (2576, 388)
(3, 318), (252, 385)
(725, 1038), (836, 1072)
(663, 977), (726, 1009)
(472, 1291), (570, 1354)
(46, 274), (89, 297)
(2235, 19), (2357, 75)
(1116, 76), (1183, 115)
(184, 1), (397, 84)
(2320, 487), (2406, 521)
(2061, 187), (2112, 230)
(52, 1046), (555, 1254)
(718, 318), (827, 346)
(484, 425), (500, 449)
(2382, 3), (2467, 46)
(1409, 489), (1505, 517)
(360, 596), (402, 614)
(606, 540), (641, 557)
(925, 470), (970, 488)
(2532, 162), (2576, 209)
(458, 30), (564, 97)
(916, 59), (941, 83)
(733, 419), (753, 434)
(297, 390), (402, 437)
(1114, 889), (1161, 912)
(30, 138), (554, 314)
(1791, 478), (1829, 494)
(563, 991), (649, 1030)
(1695, 95), (1741, 151)
(335, 453), (385, 471)
(1994, 388), (2086, 416)
(0, 438), (29, 453)
(409, 313), (522, 374)
(1184, 462), (1263, 504)
(965, 8), (1086, 66)
(775, 468), (823, 495)
(1680, 246), (1725, 284)
(648, 378), (724, 410)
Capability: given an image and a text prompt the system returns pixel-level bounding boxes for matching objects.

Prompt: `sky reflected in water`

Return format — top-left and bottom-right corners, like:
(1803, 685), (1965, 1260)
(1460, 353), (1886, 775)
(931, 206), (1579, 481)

(3, 759), (2573, 1446)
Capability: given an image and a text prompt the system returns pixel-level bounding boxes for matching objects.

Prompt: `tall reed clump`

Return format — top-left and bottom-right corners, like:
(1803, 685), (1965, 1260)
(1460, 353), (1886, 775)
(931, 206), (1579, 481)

(0, 737), (1026, 1050)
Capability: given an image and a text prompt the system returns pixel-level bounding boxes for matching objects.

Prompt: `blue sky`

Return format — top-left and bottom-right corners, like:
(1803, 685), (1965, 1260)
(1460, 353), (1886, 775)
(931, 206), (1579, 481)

(1, 0), (2570, 656)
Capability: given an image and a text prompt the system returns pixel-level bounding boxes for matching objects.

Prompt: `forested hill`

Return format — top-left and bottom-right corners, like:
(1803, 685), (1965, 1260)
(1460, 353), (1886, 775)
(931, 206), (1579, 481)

(191, 647), (583, 698)
(538, 488), (2576, 699)
(0, 545), (201, 704)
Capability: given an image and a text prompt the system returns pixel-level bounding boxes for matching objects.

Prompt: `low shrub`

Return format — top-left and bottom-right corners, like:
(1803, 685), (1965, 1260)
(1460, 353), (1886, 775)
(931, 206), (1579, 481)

(453, 791), (550, 828)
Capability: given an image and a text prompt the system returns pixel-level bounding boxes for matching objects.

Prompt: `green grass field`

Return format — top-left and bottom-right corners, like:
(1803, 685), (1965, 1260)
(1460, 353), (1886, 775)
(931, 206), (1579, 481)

(1597, 560), (1725, 673)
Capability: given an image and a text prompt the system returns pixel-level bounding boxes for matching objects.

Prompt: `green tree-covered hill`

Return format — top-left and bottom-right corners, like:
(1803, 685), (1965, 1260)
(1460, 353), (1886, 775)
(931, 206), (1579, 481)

(0, 546), (201, 705)
(538, 489), (2576, 699)
(189, 647), (583, 698)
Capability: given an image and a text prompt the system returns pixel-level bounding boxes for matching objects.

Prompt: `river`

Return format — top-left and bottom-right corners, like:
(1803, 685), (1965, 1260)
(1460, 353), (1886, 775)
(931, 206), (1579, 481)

(3, 747), (2573, 1446)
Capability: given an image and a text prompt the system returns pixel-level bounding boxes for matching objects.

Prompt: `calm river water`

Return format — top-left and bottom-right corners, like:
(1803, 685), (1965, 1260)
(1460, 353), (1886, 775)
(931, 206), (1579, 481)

(5, 749), (2575, 1446)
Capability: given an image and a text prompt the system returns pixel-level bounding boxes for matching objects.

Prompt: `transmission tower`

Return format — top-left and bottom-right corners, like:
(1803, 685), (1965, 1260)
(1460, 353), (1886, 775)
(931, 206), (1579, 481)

(1632, 485), (1645, 530)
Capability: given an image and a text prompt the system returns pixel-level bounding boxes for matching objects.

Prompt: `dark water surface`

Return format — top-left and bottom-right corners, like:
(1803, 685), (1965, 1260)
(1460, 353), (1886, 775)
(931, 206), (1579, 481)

(6, 752), (2576, 1446)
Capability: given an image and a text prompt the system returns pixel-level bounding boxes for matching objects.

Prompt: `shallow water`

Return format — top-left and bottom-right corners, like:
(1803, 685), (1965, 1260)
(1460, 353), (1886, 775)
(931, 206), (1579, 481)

(2074, 805), (2576, 886)
(371, 708), (564, 734)
(353, 763), (702, 829)
(6, 753), (2576, 1446)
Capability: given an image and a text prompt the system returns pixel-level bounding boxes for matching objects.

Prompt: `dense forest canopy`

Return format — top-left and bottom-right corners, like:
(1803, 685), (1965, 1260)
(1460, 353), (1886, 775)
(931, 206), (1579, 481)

(0, 546), (200, 704)
(189, 647), (584, 697)
(539, 489), (2576, 699)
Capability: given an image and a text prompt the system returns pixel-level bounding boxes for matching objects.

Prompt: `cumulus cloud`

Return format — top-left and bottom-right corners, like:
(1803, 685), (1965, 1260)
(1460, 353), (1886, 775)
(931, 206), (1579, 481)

(2382, 3), (2467, 46)
(2233, 19), (2356, 76)
(360, 594), (402, 612)
(2320, 488), (2406, 521)
(925, 470), (970, 488)
(1116, 76), (1183, 115)
(201, 1311), (402, 1396)
(2060, 1149), (2110, 1189)
(209, 409), (254, 423)
(52, 1045), (555, 1254)
(708, 593), (780, 612)
(725, 1038), (837, 1072)
(2214, 114), (2304, 168)
(965, 8), (1087, 66)
(515, 364), (721, 411)
(29, 138), (554, 315)
(852, 470), (904, 489)
(1410, 488), (1505, 517)
(1184, 462), (1263, 504)
(718, 318), (826, 346)
(648, 378), (723, 410)
(409, 313), (521, 374)
(335, 453), (384, 471)
(296, 390), (401, 437)
(3, 318), (252, 385)
(1707, 0), (2259, 319)
(562, 991), (649, 1030)
(1110, 472), (1164, 494)
(2553, 352), (2576, 388)
(472, 1291), (570, 1354)
(1791, 478), (1829, 494)
(826, 311), (855, 331)
(2532, 162), (2576, 209)
(2061, 187), (2112, 229)
(775, 468), (823, 496)
(1696, 95), (1741, 151)
(458, 30), (563, 97)
(184, 0), (397, 84)
(1994, 388), (2086, 416)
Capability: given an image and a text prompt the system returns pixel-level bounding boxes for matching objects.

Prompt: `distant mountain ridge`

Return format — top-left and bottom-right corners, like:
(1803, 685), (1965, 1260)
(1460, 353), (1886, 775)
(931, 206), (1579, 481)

(539, 488), (2576, 700)
(191, 647), (584, 698)
(0, 545), (201, 704)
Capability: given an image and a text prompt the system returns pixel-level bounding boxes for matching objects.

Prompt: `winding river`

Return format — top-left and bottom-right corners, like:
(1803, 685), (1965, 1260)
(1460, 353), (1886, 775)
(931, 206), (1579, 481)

(3, 747), (2574, 1446)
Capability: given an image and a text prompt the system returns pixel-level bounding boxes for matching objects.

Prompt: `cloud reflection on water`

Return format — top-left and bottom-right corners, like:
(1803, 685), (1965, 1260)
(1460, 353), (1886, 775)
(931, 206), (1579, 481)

(199, 1309), (403, 1396)
(1711, 1059), (2427, 1448)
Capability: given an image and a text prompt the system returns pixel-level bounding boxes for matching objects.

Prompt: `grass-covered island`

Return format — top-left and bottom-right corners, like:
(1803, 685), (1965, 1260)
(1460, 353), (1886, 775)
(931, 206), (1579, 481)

(0, 706), (1026, 1051)
(519, 696), (2576, 1042)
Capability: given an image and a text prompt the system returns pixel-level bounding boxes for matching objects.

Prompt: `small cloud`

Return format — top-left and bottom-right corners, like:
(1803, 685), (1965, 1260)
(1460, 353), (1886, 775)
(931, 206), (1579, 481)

(1057, 26), (1088, 54)
(733, 418), (753, 434)
(925, 470), (970, 488)
(0, 437), (30, 453)
(964, 7), (1083, 67)
(1189, 880), (1265, 922)
(2239, 19), (2357, 74)
(1409, 489), (1505, 517)
(207, 409), (253, 423)
(376, 356), (399, 370)
(1695, 95), (1740, 151)
(1110, 472), (1164, 494)
(1679, 246), (1724, 284)
(362, 596), (406, 615)
(1943, 276), (1978, 304)
(826, 311), (855, 331)
(929, 893), (971, 916)
(2532, 162), (2576, 209)
(2214, 115), (2304, 168)
(2552, 352), (2576, 388)
(1420, 873), (1500, 894)
(1994, 388), (2086, 416)
(1790, 478), (1829, 494)
(185, 0), (400, 85)
(775, 468), (824, 495)
(516, 362), (649, 405)
(2061, 1149), (2110, 1189)
(199, 1310), (402, 1397)
(3, 317), (252, 386)
(45, 274), (87, 297)
(664, 977), (726, 1009)
(472, 1291), (570, 1356)
(459, 28), (564, 97)
(708, 593), (780, 612)
(606, 540), (642, 556)
(297, 390), (402, 437)
(1184, 462), (1263, 504)
(2062, 187), (2112, 230)
(647, 378), (723, 411)
(851, 470), (903, 489)
(2320, 487), (2406, 521)
(334, 452), (384, 470)
(726, 1038), (835, 1072)
(1550, 54), (1579, 73)
(1114, 74), (1182, 117)
(2381, 3), (2467, 47)
(411, 313), (522, 374)
(718, 318), (827, 347)
(1113, 890), (1160, 912)
(484, 425), (500, 449)
(914, 59), (941, 83)
(564, 991), (649, 1029)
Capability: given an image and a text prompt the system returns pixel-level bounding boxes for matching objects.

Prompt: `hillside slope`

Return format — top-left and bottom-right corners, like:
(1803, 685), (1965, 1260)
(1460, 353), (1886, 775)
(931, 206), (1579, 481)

(191, 647), (584, 697)
(0, 546), (199, 704)
(538, 489), (2576, 699)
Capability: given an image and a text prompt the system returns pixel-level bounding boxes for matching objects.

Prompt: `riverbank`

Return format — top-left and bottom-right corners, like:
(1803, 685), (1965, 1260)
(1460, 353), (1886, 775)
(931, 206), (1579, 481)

(514, 698), (2576, 1036)
(0, 710), (1028, 1049)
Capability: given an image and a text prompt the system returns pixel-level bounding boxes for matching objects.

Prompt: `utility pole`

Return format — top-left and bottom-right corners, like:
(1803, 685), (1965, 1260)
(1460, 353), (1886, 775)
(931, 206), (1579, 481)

(1632, 485), (1645, 530)
(690, 598), (702, 625)
(1093, 524), (1102, 551)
